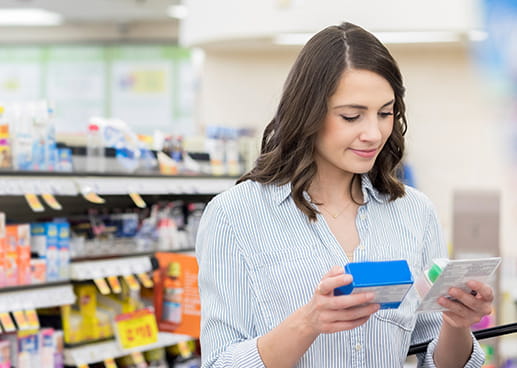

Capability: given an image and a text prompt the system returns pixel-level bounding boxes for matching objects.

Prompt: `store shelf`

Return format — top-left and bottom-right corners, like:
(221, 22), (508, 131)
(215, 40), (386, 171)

(0, 172), (237, 196)
(0, 282), (75, 313)
(63, 332), (193, 366)
(70, 255), (153, 281)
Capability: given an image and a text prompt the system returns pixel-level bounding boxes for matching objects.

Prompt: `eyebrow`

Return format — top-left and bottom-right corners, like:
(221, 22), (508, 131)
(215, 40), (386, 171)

(333, 99), (395, 110)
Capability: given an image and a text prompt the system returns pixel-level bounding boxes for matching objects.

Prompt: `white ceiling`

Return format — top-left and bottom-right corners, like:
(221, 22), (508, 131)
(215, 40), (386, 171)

(0, 0), (179, 24)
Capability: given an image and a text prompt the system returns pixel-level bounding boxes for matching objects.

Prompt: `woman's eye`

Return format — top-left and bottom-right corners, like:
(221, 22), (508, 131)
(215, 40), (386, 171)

(379, 112), (394, 119)
(340, 115), (359, 122)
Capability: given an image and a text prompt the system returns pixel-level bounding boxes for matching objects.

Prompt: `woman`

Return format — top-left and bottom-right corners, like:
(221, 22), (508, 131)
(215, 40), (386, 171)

(195, 22), (493, 367)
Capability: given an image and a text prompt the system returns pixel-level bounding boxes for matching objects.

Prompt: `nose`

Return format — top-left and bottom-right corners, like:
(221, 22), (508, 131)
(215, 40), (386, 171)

(359, 115), (382, 143)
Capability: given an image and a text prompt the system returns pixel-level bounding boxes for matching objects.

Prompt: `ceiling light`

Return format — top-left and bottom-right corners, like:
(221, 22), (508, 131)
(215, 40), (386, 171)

(274, 30), (479, 46)
(374, 31), (461, 44)
(167, 5), (188, 19)
(0, 8), (63, 26)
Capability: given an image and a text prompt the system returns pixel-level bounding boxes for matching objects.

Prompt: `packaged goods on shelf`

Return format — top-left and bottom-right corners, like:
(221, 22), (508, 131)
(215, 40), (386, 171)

(154, 253), (200, 338)
(0, 105), (11, 169)
(5, 224), (31, 286)
(1, 100), (58, 172)
(86, 118), (106, 173)
(0, 213), (5, 287)
(0, 328), (64, 368)
(30, 222), (60, 282)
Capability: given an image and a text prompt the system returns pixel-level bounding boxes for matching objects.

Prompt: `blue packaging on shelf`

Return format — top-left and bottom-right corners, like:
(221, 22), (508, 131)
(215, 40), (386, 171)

(334, 260), (414, 309)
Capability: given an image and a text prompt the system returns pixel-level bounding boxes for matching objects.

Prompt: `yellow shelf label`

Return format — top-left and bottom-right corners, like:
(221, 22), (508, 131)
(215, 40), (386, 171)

(41, 193), (62, 210)
(137, 272), (153, 288)
(123, 274), (140, 291)
(114, 308), (158, 350)
(12, 310), (30, 330)
(104, 357), (117, 368)
(24, 309), (40, 329)
(94, 278), (111, 295)
(131, 351), (145, 364)
(0, 312), (16, 332)
(129, 192), (146, 209)
(107, 276), (122, 294)
(24, 193), (45, 212)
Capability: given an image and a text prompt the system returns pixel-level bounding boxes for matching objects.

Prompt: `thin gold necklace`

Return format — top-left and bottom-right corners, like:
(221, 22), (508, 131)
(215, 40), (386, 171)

(319, 203), (351, 219)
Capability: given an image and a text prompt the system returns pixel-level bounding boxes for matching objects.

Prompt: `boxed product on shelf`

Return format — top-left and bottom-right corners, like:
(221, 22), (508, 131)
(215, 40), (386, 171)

(0, 212), (5, 287)
(5, 224), (31, 286)
(17, 330), (39, 368)
(56, 221), (70, 280)
(29, 259), (47, 284)
(61, 283), (114, 345)
(153, 252), (200, 338)
(17, 224), (31, 285)
(4, 225), (18, 286)
(0, 339), (10, 368)
(30, 222), (60, 282)
(0, 107), (11, 169)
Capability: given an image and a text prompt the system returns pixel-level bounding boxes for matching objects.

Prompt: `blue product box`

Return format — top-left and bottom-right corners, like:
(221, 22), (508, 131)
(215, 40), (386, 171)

(334, 260), (414, 309)
(31, 222), (60, 281)
(56, 222), (70, 280)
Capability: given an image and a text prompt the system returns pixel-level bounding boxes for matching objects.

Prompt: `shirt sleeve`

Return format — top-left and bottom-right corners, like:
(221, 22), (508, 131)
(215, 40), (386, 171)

(195, 196), (265, 368)
(413, 199), (485, 367)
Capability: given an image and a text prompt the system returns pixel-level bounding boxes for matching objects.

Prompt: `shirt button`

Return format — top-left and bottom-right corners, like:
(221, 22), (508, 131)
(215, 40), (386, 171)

(355, 343), (362, 351)
(358, 244), (365, 251)
(359, 213), (366, 220)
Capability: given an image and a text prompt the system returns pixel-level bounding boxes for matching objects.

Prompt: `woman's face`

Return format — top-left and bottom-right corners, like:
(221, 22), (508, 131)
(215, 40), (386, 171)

(314, 68), (395, 178)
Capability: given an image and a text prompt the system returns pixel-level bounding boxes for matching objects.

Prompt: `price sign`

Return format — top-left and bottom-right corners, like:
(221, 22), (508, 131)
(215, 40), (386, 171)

(114, 308), (158, 349)
(137, 272), (153, 288)
(41, 193), (62, 210)
(128, 189), (146, 209)
(94, 278), (111, 295)
(24, 193), (45, 212)
(24, 310), (40, 329)
(12, 310), (30, 330)
(104, 358), (117, 368)
(0, 312), (15, 332)
(107, 276), (122, 294)
(123, 274), (140, 291)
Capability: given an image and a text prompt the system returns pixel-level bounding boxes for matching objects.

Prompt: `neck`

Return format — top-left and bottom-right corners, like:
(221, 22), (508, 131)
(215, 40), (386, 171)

(309, 173), (361, 205)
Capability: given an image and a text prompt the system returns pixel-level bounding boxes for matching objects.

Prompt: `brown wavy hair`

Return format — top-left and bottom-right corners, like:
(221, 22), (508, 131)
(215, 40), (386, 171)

(238, 22), (407, 221)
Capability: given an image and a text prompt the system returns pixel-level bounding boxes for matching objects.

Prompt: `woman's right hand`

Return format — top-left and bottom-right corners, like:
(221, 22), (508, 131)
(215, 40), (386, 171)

(301, 265), (380, 335)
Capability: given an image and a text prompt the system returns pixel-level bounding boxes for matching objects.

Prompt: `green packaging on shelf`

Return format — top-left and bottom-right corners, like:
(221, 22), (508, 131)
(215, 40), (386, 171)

(334, 260), (414, 309)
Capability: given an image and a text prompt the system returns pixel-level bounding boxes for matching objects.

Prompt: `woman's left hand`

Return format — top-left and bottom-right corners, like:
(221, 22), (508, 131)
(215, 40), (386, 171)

(438, 280), (494, 328)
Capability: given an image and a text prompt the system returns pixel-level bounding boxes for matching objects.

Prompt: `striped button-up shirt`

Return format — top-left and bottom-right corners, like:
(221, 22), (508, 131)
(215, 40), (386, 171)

(195, 175), (485, 367)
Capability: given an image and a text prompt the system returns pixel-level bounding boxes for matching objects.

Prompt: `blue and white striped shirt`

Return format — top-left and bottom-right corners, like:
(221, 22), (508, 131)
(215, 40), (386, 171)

(195, 175), (485, 367)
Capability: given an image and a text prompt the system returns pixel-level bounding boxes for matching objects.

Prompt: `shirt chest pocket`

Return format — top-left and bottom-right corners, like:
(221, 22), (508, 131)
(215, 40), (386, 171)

(372, 288), (418, 336)
(246, 245), (327, 328)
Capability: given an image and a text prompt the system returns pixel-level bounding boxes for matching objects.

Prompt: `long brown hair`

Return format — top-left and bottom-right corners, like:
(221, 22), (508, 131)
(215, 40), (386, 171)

(238, 22), (407, 220)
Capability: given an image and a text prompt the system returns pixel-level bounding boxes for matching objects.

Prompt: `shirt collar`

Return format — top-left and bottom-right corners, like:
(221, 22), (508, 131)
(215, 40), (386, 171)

(271, 174), (388, 206)
(360, 174), (388, 204)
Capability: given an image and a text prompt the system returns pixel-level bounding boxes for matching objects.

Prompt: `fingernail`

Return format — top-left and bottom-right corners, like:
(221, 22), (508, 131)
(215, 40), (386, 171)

(343, 274), (352, 283)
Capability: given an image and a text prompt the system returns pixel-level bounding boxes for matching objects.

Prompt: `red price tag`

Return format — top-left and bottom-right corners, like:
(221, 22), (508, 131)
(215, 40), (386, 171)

(114, 308), (158, 349)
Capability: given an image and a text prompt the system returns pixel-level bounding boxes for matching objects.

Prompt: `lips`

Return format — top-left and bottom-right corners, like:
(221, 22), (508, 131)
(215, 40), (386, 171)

(349, 148), (378, 158)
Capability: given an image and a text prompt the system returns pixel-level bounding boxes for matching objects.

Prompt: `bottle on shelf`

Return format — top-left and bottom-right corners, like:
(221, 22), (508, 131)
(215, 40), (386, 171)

(86, 119), (106, 173)
(161, 261), (183, 327)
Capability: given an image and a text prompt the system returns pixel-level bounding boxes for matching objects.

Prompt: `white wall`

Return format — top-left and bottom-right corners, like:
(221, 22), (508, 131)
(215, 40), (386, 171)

(198, 49), (297, 129)
(181, 0), (482, 47)
(197, 43), (514, 256)
(391, 44), (509, 250)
